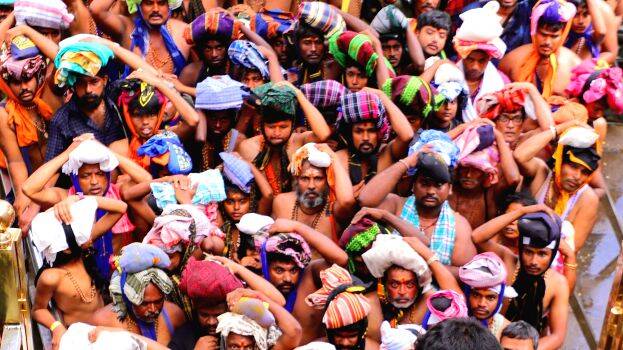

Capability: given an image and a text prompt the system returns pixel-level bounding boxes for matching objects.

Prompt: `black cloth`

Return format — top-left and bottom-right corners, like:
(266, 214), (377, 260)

(168, 321), (201, 350)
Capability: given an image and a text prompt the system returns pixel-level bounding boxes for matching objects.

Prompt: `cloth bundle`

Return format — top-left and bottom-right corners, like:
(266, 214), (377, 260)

(565, 59), (623, 114)
(196, 75), (249, 111)
(459, 252), (516, 297)
(179, 257), (243, 301)
(518, 212), (562, 251)
(297, 1), (346, 39)
(59, 323), (147, 350)
(216, 312), (281, 350)
(336, 90), (389, 141)
(300, 80), (346, 110)
(340, 218), (391, 273)
(262, 233), (311, 269)
(379, 321), (419, 350)
(236, 213), (274, 235)
(30, 197), (98, 264)
(220, 152), (254, 193)
(382, 75), (434, 118)
(476, 86), (527, 120)
(14, 0), (74, 30)
(137, 131), (193, 175)
(305, 264), (371, 329)
(458, 146), (500, 187)
(370, 5), (409, 34)
(453, 1), (507, 59)
(61, 140), (119, 175)
(231, 297), (276, 328)
(115, 242), (171, 273)
(424, 290), (468, 329)
(548, 97), (588, 124)
(110, 267), (173, 319)
(188, 169), (227, 204)
(54, 42), (113, 88)
(1, 39), (44, 82)
(184, 10), (243, 44)
(454, 124), (495, 160)
(252, 82), (298, 117)
(362, 234), (433, 294)
(228, 40), (269, 79)
(328, 31), (379, 77)
(408, 130), (459, 175)
(253, 9), (295, 39)
(143, 204), (221, 253)
(289, 143), (332, 175)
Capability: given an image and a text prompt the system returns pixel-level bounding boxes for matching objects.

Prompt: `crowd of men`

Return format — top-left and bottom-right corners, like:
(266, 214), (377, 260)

(0, 0), (621, 347)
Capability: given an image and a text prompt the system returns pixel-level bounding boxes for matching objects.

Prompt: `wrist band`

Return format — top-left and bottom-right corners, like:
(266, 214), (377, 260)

(564, 262), (578, 271)
(426, 254), (440, 266)
(550, 125), (557, 139)
(398, 159), (410, 171)
(50, 321), (62, 331)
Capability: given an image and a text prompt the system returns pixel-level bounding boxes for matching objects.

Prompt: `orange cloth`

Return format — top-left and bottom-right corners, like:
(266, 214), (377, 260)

(121, 103), (167, 169)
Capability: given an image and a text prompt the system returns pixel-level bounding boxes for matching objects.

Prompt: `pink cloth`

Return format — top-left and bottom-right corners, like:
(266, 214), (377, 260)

(306, 264), (353, 309)
(426, 290), (468, 325)
(458, 146), (500, 187)
(453, 125), (493, 160)
(69, 183), (135, 235)
(459, 252), (507, 289)
(565, 59), (623, 114)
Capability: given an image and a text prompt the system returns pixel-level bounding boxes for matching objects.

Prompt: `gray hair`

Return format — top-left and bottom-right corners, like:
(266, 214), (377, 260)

(501, 321), (539, 350)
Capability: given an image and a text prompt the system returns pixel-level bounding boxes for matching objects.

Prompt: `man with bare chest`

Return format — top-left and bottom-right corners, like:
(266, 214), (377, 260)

(239, 81), (331, 197)
(89, 0), (190, 75)
(358, 149), (477, 275)
(92, 243), (186, 346)
(272, 144), (355, 243)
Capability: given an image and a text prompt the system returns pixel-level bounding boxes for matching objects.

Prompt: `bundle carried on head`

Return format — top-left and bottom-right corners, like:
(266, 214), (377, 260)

(54, 42), (114, 88)
(300, 80), (347, 110)
(336, 90), (389, 142)
(565, 59), (623, 114)
(137, 131), (193, 175)
(328, 30), (394, 77)
(382, 75), (434, 118)
(453, 1), (507, 59)
(252, 82), (298, 122)
(196, 75), (249, 111)
(370, 5), (409, 35)
(228, 40), (269, 79)
(14, 0), (73, 31)
(296, 1), (346, 40)
(253, 8), (295, 40)
(476, 86), (528, 120)
(408, 130), (459, 178)
(184, 10), (243, 45)
(179, 257), (243, 301)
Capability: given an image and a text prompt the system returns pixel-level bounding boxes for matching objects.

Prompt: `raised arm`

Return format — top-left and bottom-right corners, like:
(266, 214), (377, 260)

(317, 144), (356, 221)
(351, 207), (430, 244)
(269, 219), (349, 267)
(507, 83), (553, 132)
(249, 162), (275, 215)
(494, 129), (521, 188)
(366, 87), (414, 159)
(405, 20), (426, 73)
(208, 255), (287, 306)
(96, 38), (159, 75)
(114, 150), (153, 183)
(587, 0), (607, 45)
(33, 271), (67, 349)
(88, 0), (131, 40)
(404, 236), (462, 294)
(0, 109), (31, 215)
(285, 82), (331, 142)
(6, 25), (59, 60)
(358, 149), (419, 208)
(256, 45), (285, 83)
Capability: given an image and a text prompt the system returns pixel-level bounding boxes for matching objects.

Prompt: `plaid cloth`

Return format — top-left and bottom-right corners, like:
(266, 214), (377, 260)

(109, 267), (173, 319)
(228, 40), (269, 79)
(297, 1), (345, 38)
(14, 0), (73, 30)
(220, 152), (254, 193)
(252, 82), (298, 116)
(398, 197), (455, 265)
(300, 80), (346, 109)
(188, 169), (227, 204)
(336, 91), (389, 141)
(196, 75), (248, 110)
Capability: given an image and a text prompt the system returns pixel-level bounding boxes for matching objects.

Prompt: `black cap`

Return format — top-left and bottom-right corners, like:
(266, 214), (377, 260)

(415, 152), (452, 183)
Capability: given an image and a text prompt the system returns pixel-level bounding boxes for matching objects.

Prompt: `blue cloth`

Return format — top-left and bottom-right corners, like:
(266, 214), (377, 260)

(129, 11), (186, 76)
(54, 42), (114, 87)
(190, 169), (227, 204)
(565, 24), (600, 58)
(195, 75), (249, 110)
(150, 182), (177, 209)
(45, 97), (126, 162)
(219, 152), (254, 193)
(399, 198), (456, 265)
(408, 130), (459, 176)
(228, 40), (269, 79)
(260, 240), (299, 312)
(118, 242), (171, 273)
(138, 132), (193, 175)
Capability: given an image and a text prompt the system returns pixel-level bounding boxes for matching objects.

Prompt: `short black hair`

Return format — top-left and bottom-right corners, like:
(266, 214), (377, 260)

(267, 252), (298, 267)
(501, 321), (539, 350)
(417, 10), (451, 32)
(416, 318), (502, 350)
(499, 191), (537, 214)
(537, 18), (566, 32)
(295, 22), (325, 43)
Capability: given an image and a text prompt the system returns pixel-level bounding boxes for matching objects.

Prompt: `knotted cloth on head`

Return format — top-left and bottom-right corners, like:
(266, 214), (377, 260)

(422, 290), (468, 329)
(137, 131), (193, 175)
(476, 87), (527, 120)
(252, 82), (298, 119)
(216, 312), (281, 350)
(300, 79), (347, 110)
(516, 0), (576, 98)
(328, 30), (394, 77)
(336, 90), (389, 142)
(453, 1), (507, 59)
(54, 42), (113, 88)
(178, 257), (243, 301)
(297, 1), (346, 39)
(184, 10), (243, 44)
(379, 320), (419, 350)
(228, 40), (269, 79)
(305, 264), (371, 329)
(196, 75), (249, 111)
(340, 218), (392, 273)
(14, 0), (73, 30)
(565, 58), (623, 114)
(382, 75), (434, 118)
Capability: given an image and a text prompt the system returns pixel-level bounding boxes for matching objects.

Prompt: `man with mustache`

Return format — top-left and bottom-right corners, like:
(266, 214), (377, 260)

(358, 143), (477, 276)
(472, 209), (571, 349)
(458, 253), (516, 340)
(514, 122), (599, 265)
(335, 89), (413, 197)
(415, 10), (451, 60)
(169, 257), (286, 350)
(362, 234), (462, 326)
(272, 143), (355, 243)
(90, 0), (190, 76)
(92, 243), (186, 346)
(500, 0), (581, 98)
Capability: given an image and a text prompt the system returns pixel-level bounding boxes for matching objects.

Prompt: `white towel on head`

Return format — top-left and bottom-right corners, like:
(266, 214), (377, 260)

(30, 198), (98, 264)
(296, 342), (337, 350)
(236, 213), (275, 235)
(59, 322), (148, 350)
(380, 321), (418, 350)
(304, 143), (332, 168)
(61, 140), (119, 176)
(558, 126), (599, 148)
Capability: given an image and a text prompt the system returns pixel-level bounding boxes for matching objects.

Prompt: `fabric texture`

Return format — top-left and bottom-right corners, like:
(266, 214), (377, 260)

(459, 252), (509, 290)
(231, 297), (276, 328)
(61, 140), (119, 175)
(54, 42), (113, 88)
(399, 198), (456, 265)
(306, 264), (354, 308)
(458, 146), (500, 187)
(328, 31), (391, 77)
(370, 5), (408, 34)
(116, 242), (171, 273)
(565, 59), (623, 114)
(188, 169), (227, 204)
(362, 234), (433, 294)
(59, 323), (147, 350)
(252, 82), (298, 117)
(423, 290), (468, 329)
(30, 198), (98, 264)
(262, 233), (311, 269)
(297, 1), (346, 39)
(196, 75), (249, 111)
(220, 152), (254, 193)
(408, 130), (459, 175)
(476, 86), (527, 119)
(336, 90), (389, 141)
(216, 312), (281, 350)
(184, 10), (243, 44)
(453, 124), (495, 160)
(137, 131), (193, 175)
(228, 40), (269, 79)
(253, 8), (294, 39)
(379, 320), (418, 350)
(178, 257), (243, 301)
(300, 80), (346, 110)
(236, 213), (275, 235)
(14, 0), (73, 30)
(109, 267), (174, 319)
(453, 1), (507, 59)
(382, 75), (433, 118)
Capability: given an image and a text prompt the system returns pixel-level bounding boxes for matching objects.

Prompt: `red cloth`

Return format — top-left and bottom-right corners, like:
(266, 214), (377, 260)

(179, 257), (243, 301)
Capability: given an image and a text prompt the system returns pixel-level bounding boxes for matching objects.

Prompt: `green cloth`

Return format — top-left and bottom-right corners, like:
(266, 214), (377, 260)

(252, 82), (298, 116)
(345, 224), (382, 273)
(54, 42), (114, 88)
(109, 267), (173, 319)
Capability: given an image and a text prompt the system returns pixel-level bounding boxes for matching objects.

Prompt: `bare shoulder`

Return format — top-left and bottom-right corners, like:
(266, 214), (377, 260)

(453, 212), (473, 234)
(558, 47), (581, 66)
(578, 185), (599, 205)
(164, 301), (186, 327)
(238, 136), (262, 161)
(546, 269), (569, 296)
(273, 192), (296, 217)
(36, 268), (63, 288)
